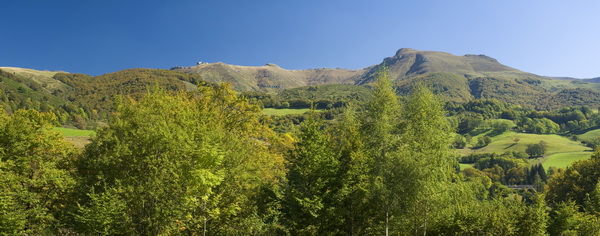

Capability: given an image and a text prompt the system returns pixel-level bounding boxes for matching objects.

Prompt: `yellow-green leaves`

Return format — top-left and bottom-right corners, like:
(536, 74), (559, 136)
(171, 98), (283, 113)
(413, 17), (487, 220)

(0, 109), (76, 235)
(76, 85), (286, 235)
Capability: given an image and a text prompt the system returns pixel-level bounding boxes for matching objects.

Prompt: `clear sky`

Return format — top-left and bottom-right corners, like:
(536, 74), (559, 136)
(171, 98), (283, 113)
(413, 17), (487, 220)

(1, 0), (599, 78)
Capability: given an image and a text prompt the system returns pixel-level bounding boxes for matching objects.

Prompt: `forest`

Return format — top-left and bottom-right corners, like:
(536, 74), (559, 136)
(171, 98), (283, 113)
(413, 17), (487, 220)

(1, 69), (600, 235)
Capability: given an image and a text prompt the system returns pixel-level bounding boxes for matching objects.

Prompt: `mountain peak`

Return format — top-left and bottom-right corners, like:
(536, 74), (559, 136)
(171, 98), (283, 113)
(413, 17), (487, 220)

(264, 63), (280, 68)
(464, 54), (499, 63)
(395, 48), (417, 56)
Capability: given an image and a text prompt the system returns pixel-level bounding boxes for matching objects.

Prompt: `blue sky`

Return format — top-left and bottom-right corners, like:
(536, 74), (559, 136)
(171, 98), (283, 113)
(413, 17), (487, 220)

(1, 0), (599, 78)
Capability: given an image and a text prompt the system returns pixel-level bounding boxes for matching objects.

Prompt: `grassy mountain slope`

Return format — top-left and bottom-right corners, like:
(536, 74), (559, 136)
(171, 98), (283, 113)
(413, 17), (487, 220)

(0, 68), (73, 114)
(172, 48), (600, 110)
(356, 48), (531, 84)
(461, 131), (592, 169)
(4, 48), (600, 114)
(175, 63), (365, 92)
(395, 72), (473, 102)
(0, 67), (70, 91)
(361, 49), (600, 109)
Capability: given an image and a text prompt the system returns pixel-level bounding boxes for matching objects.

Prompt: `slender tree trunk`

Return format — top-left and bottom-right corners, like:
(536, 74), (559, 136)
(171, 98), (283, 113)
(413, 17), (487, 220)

(203, 201), (207, 236)
(350, 202), (355, 236)
(203, 217), (207, 236)
(423, 200), (427, 236)
(385, 209), (389, 236)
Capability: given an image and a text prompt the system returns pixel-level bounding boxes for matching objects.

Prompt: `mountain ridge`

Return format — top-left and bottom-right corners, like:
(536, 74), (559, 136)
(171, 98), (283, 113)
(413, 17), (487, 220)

(172, 48), (556, 91)
(3, 48), (600, 113)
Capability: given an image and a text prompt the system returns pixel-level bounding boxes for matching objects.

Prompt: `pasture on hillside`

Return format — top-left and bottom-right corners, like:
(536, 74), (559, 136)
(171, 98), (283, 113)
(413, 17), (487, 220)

(53, 127), (95, 137)
(53, 127), (95, 149)
(459, 131), (593, 169)
(579, 128), (600, 142)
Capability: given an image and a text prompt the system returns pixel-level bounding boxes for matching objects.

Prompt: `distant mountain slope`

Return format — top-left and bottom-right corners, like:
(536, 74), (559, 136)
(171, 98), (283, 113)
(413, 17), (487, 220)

(356, 48), (529, 85)
(0, 67), (211, 127)
(174, 62), (365, 91)
(51, 69), (207, 115)
(587, 77), (600, 83)
(174, 48), (585, 95)
(3, 48), (600, 112)
(170, 48), (600, 110)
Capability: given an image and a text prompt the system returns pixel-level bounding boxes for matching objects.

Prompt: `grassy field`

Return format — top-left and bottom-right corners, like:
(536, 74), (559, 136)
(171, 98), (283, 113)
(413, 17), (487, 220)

(262, 108), (312, 115)
(53, 127), (95, 149)
(540, 152), (593, 169)
(579, 128), (600, 142)
(459, 163), (474, 170)
(459, 131), (592, 169)
(53, 127), (95, 137)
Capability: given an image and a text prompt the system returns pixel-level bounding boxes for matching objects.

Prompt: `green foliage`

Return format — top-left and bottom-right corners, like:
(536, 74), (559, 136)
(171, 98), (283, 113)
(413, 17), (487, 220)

(396, 72), (472, 102)
(74, 190), (128, 235)
(331, 103), (373, 235)
(398, 83), (456, 234)
(362, 68), (408, 234)
(0, 109), (76, 234)
(582, 137), (600, 149)
(245, 84), (370, 109)
(546, 149), (600, 208)
(476, 135), (492, 147)
(4, 63), (600, 234)
(262, 108), (311, 116)
(282, 69), (458, 235)
(75, 85), (285, 235)
(277, 84), (371, 105)
(526, 140), (549, 158)
(0, 68), (214, 129)
(520, 117), (560, 134)
(452, 135), (467, 149)
(548, 201), (600, 235)
(490, 119), (514, 134)
(283, 116), (340, 234)
(52, 69), (210, 120)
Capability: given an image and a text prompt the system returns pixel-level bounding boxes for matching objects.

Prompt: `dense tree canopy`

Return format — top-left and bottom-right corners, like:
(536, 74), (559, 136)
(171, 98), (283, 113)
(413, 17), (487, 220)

(0, 109), (76, 234)
(1, 71), (600, 235)
(75, 85), (286, 235)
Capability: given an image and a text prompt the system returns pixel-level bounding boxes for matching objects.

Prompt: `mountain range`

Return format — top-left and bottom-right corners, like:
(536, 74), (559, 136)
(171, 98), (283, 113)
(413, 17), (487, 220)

(2, 48), (600, 116)
(172, 48), (599, 90)
(170, 48), (600, 109)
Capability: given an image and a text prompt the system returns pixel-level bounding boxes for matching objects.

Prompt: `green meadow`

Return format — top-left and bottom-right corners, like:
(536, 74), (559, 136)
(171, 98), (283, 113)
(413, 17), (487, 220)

(53, 127), (95, 137)
(460, 131), (592, 169)
(579, 128), (600, 142)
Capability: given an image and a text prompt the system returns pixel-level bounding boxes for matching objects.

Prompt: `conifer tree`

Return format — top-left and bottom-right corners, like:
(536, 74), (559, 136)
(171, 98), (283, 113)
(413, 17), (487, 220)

(283, 114), (340, 234)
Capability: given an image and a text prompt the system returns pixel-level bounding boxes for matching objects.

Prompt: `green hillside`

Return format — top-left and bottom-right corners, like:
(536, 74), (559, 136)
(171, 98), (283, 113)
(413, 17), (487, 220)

(1, 67), (212, 128)
(0, 68), (76, 119)
(277, 84), (371, 102)
(461, 131), (592, 169)
(396, 72), (472, 102)
(52, 68), (208, 117)
(4, 48), (600, 129)
(53, 127), (95, 137)
(579, 128), (600, 142)
(174, 49), (600, 110)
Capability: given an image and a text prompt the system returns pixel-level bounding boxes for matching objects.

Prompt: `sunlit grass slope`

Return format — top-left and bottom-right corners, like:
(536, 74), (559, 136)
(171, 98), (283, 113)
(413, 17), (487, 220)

(460, 131), (592, 169)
